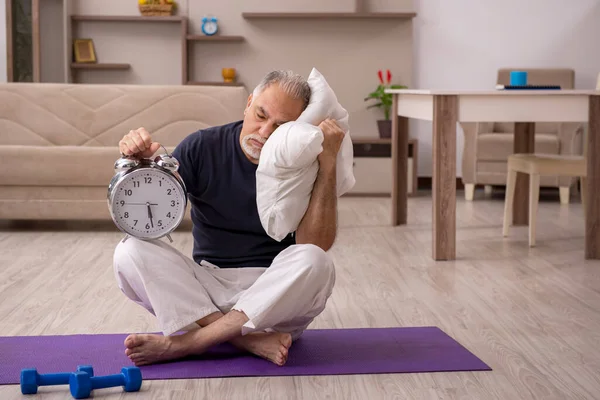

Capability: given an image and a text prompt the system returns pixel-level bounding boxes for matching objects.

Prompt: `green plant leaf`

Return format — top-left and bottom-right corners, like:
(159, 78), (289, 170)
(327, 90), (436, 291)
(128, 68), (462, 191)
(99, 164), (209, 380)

(364, 81), (408, 120)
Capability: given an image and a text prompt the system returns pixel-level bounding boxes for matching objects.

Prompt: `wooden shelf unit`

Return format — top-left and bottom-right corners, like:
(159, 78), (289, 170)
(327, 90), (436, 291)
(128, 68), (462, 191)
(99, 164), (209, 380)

(17, 3), (415, 87)
(68, 14), (188, 83)
(351, 136), (418, 196)
(186, 35), (244, 42)
(242, 0), (416, 20)
(71, 15), (185, 22)
(241, 12), (416, 19)
(71, 63), (130, 69)
(68, 13), (246, 85)
(184, 34), (245, 85)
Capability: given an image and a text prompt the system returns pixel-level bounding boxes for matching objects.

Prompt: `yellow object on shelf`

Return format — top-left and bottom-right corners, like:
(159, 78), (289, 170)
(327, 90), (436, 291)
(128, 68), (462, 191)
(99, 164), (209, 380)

(222, 68), (236, 83)
(139, 0), (175, 16)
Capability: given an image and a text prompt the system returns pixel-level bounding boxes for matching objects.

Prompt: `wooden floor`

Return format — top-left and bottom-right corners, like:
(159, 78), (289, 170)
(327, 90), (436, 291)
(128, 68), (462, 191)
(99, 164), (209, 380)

(1, 190), (599, 399)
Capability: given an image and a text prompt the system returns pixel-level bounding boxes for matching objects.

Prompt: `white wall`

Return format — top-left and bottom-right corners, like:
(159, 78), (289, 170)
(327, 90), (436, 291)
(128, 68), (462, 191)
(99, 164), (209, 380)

(413, 0), (600, 177)
(0, 0), (6, 82)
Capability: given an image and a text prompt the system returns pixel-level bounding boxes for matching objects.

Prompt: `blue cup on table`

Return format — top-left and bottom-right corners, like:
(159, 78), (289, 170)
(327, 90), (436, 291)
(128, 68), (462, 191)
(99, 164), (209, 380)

(510, 71), (528, 86)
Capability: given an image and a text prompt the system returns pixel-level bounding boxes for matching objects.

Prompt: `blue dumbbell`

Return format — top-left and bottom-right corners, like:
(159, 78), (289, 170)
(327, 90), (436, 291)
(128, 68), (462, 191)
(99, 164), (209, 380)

(69, 366), (142, 399)
(20, 365), (94, 395)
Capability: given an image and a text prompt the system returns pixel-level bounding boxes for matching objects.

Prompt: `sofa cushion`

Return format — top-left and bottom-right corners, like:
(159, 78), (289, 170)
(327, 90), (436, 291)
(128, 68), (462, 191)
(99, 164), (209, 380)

(0, 186), (192, 221)
(477, 133), (559, 161)
(0, 145), (175, 186)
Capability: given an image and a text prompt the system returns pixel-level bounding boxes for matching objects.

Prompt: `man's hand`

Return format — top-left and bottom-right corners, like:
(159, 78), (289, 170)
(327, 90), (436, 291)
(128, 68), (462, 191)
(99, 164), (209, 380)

(119, 127), (161, 158)
(318, 119), (345, 168)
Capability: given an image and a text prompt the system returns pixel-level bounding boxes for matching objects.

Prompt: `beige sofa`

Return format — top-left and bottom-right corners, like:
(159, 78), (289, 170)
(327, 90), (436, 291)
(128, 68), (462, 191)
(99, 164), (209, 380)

(460, 68), (584, 202)
(0, 83), (249, 220)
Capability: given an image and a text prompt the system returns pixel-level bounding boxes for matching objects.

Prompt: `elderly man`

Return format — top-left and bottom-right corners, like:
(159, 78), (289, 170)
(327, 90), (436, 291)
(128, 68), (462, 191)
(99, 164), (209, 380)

(114, 70), (345, 367)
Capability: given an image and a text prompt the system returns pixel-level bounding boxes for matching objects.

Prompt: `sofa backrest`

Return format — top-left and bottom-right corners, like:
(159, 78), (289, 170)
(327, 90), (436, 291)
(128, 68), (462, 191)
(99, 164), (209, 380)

(0, 83), (249, 147)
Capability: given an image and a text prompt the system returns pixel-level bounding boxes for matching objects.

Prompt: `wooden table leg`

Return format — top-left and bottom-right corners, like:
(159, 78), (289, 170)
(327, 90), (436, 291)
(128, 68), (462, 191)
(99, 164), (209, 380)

(512, 122), (535, 225)
(432, 95), (457, 260)
(391, 94), (408, 225)
(586, 95), (600, 259)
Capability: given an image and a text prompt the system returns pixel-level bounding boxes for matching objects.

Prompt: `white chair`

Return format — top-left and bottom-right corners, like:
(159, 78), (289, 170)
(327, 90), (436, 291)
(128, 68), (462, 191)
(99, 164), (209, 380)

(502, 154), (586, 247)
(502, 73), (600, 247)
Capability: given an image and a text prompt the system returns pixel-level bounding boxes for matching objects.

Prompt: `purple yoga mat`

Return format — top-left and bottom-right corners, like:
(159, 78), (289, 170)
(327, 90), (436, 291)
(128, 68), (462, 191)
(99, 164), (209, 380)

(0, 327), (490, 384)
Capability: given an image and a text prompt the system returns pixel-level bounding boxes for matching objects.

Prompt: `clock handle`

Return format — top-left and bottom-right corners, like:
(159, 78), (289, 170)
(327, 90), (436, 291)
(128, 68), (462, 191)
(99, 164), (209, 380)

(159, 144), (172, 157)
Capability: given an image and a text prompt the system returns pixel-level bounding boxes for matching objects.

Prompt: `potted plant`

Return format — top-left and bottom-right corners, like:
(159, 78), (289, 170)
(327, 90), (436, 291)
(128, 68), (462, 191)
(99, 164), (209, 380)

(364, 69), (407, 138)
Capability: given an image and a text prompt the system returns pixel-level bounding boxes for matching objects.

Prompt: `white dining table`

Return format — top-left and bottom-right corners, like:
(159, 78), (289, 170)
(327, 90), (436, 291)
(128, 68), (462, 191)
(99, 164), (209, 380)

(385, 88), (600, 261)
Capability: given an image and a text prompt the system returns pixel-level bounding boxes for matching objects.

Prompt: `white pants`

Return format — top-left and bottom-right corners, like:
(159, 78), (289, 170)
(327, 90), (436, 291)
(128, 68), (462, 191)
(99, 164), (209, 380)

(113, 238), (335, 339)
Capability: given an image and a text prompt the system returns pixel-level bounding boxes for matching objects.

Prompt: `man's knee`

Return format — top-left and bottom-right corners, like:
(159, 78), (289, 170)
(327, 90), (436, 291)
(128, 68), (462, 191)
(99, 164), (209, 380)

(291, 243), (335, 287)
(112, 238), (157, 312)
(113, 237), (164, 287)
(113, 237), (144, 273)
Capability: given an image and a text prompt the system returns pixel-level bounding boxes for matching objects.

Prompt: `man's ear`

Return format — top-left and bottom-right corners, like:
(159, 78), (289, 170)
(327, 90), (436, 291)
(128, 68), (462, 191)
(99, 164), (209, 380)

(245, 94), (254, 113)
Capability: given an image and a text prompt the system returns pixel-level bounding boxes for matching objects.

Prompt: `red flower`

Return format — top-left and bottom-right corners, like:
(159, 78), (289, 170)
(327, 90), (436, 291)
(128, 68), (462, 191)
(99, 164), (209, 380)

(377, 70), (383, 84)
(386, 69), (391, 84)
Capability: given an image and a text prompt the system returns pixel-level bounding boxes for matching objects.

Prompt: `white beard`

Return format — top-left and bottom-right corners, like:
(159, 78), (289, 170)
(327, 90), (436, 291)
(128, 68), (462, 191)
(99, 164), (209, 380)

(241, 134), (265, 160)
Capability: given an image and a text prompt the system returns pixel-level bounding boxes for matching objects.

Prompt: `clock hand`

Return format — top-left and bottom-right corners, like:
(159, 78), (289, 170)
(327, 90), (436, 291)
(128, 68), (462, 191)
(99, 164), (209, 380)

(147, 203), (154, 228)
(124, 202), (158, 205)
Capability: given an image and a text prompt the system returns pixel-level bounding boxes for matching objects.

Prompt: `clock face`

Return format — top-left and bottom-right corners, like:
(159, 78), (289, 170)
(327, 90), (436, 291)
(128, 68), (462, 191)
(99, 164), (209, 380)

(203, 21), (218, 35)
(109, 168), (186, 239)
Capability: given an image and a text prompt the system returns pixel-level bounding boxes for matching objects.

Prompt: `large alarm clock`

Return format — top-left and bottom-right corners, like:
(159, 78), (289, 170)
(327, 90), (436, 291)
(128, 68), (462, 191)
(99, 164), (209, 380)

(107, 152), (187, 242)
(201, 16), (218, 36)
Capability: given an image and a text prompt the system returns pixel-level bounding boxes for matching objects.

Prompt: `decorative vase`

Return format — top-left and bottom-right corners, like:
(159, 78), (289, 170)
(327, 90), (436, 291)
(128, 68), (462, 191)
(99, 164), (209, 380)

(222, 68), (236, 83)
(377, 120), (392, 138)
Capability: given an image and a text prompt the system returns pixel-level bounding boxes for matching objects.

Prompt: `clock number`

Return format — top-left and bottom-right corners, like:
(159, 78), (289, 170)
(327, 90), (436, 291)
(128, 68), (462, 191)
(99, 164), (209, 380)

(158, 220), (163, 227)
(145, 223), (150, 229)
(124, 212), (129, 218)
(134, 220), (138, 226)
(167, 189), (172, 195)
(166, 212), (171, 218)
(144, 177), (152, 184)
(159, 180), (162, 187)
(133, 181), (140, 188)
(125, 189), (132, 196)
(120, 200), (125, 206)
(171, 200), (176, 207)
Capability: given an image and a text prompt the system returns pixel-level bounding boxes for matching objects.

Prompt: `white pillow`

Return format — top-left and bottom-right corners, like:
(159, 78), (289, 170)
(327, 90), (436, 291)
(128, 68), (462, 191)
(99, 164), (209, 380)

(296, 68), (355, 196)
(256, 68), (355, 242)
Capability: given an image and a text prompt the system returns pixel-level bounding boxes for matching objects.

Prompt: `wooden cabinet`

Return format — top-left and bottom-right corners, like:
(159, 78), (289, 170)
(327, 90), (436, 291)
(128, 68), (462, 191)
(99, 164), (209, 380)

(350, 137), (418, 196)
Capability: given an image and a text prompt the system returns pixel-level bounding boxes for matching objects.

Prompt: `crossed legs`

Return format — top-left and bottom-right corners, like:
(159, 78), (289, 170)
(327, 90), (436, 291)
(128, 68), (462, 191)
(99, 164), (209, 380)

(113, 238), (335, 366)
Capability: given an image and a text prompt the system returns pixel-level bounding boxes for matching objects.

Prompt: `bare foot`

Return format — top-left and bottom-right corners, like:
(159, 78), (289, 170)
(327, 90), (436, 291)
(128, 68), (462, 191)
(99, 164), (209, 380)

(233, 332), (293, 366)
(124, 333), (190, 366)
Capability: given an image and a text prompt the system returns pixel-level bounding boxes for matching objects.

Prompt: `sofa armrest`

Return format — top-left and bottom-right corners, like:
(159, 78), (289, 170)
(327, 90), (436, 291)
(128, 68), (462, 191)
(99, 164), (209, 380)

(461, 122), (497, 184)
(557, 122), (584, 156)
(460, 122), (478, 183)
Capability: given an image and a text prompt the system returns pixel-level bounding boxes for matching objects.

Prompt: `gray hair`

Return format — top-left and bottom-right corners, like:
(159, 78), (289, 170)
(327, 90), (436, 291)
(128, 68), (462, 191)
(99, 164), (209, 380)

(252, 70), (311, 111)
